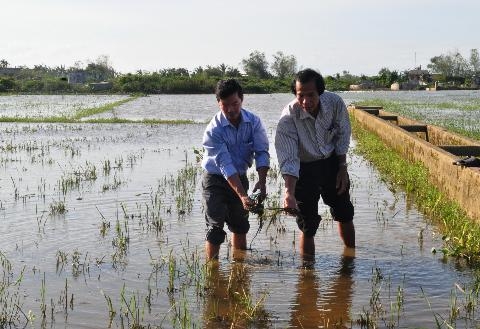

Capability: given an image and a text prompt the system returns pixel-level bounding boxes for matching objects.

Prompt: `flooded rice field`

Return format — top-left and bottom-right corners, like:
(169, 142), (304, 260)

(0, 95), (130, 118)
(1, 91), (480, 328)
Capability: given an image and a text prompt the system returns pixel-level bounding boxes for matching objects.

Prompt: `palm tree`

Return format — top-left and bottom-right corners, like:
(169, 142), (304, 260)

(0, 59), (9, 68)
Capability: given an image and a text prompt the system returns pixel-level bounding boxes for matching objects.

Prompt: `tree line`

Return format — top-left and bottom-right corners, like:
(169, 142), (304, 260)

(1, 49), (479, 94)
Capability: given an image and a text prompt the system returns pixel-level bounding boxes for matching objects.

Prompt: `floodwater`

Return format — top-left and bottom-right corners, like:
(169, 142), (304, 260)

(1, 91), (480, 328)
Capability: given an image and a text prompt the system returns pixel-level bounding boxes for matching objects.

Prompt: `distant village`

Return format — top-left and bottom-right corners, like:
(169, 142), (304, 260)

(348, 66), (480, 91)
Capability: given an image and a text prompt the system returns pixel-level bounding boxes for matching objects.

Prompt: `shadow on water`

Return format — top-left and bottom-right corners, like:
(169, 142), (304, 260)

(289, 247), (355, 329)
(202, 247), (356, 329)
(203, 249), (270, 329)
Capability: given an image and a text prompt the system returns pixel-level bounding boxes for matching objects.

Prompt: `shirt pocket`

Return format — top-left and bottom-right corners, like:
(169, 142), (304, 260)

(240, 141), (254, 164)
(317, 120), (337, 145)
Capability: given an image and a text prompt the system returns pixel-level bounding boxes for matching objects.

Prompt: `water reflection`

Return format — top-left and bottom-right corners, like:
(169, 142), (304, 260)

(203, 251), (269, 329)
(289, 247), (355, 328)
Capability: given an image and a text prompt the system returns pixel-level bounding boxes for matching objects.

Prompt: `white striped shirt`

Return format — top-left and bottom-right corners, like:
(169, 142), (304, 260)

(274, 91), (351, 178)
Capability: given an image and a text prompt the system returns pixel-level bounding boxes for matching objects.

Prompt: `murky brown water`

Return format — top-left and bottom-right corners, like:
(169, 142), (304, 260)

(1, 92), (480, 328)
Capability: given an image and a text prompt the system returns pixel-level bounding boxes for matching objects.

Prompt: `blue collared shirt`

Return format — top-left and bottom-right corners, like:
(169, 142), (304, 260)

(201, 108), (270, 179)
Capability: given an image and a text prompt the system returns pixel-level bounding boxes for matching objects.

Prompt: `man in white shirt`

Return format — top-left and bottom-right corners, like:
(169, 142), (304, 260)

(275, 68), (355, 258)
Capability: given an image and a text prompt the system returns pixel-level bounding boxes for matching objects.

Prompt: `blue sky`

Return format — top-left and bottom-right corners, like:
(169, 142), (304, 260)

(1, 0), (478, 75)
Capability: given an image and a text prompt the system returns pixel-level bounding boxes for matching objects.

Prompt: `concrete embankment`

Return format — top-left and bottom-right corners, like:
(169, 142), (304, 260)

(348, 105), (480, 222)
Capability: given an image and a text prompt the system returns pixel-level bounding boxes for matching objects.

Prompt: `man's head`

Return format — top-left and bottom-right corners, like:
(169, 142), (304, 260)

(215, 79), (244, 125)
(291, 69), (325, 116)
(215, 78), (244, 102)
(291, 69), (325, 95)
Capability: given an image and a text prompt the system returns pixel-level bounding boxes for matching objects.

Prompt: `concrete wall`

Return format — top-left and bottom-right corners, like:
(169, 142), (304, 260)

(349, 105), (480, 222)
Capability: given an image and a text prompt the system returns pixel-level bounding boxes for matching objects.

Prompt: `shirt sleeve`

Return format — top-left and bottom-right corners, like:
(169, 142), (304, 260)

(202, 126), (237, 179)
(252, 117), (270, 169)
(333, 97), (351, 156)
(275, 110), (300, 178)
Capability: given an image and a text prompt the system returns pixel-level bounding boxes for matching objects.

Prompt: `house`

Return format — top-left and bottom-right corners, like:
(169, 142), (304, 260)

(407, 66), (431, 86)
(399, 66), (432, 90)
(67, 71), (86, 84)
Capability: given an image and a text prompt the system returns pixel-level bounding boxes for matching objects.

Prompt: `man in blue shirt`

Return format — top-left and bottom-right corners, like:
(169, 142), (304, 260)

(201, 79), (270, 260)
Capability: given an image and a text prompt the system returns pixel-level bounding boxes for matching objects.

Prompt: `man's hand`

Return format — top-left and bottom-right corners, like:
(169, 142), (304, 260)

(252, 181), (267, 203)
(283, 192), (299, 216)
(240, 195), (255, 211)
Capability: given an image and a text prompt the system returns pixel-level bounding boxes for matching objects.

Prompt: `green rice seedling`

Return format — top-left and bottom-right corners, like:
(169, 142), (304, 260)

(58, 172), (80, 195)
(193, 147), (203, 164)
(369, 266), (384, 316)
(448, 287), (460, 323)
(101, 174), (124, 192)
(355, 308), (376, 328)
(97, 206), (111, 237)
(36, 211), (47, 233)
(0, 250), (12, 273)
(101, 290), (116, 327)
(112, 217), (130, 256)
(114, 156), (123, 170)
(167, 250), (177, 294)
(172, 161), (200, 217)
(55, 250), (68, 273)
(40, 272), (46, 319)
(177, 244), (206, 297)
(71, 249), (88, 278)
(78, 161), (97, 181)
(100, 220), (110, 237)
(235, 288), (269, 323)
(103, 159), (111, 175)
(450, 281), (479, 324)
(0, 264), (27, 327)
(49, 200), (66, 215)
(56, 278), (71, 314)
(167, 289), (194, 329)
(119, 284), (145, 328)
(421, 287), (454, 329)
(10, 176), (19, 201)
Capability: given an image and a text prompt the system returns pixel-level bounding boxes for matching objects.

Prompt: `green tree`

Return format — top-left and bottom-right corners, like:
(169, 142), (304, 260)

(194, 63), (241, 78)
(225, 66), (241, 77)
(241, 51), (270, 79)
(469, 49), (480, 74)
(0, 59), (9, 68)
(427, 50), (469, 77)
(270, 51), (297, 79)
(0, 77), (16, 91)
(375, 68), (399, 87)
(158, 67), (190, 77)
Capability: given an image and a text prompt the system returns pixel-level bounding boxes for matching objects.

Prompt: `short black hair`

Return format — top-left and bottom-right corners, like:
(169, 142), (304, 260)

(291, 68), (326, 95)
(215, 79), (244, 101)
